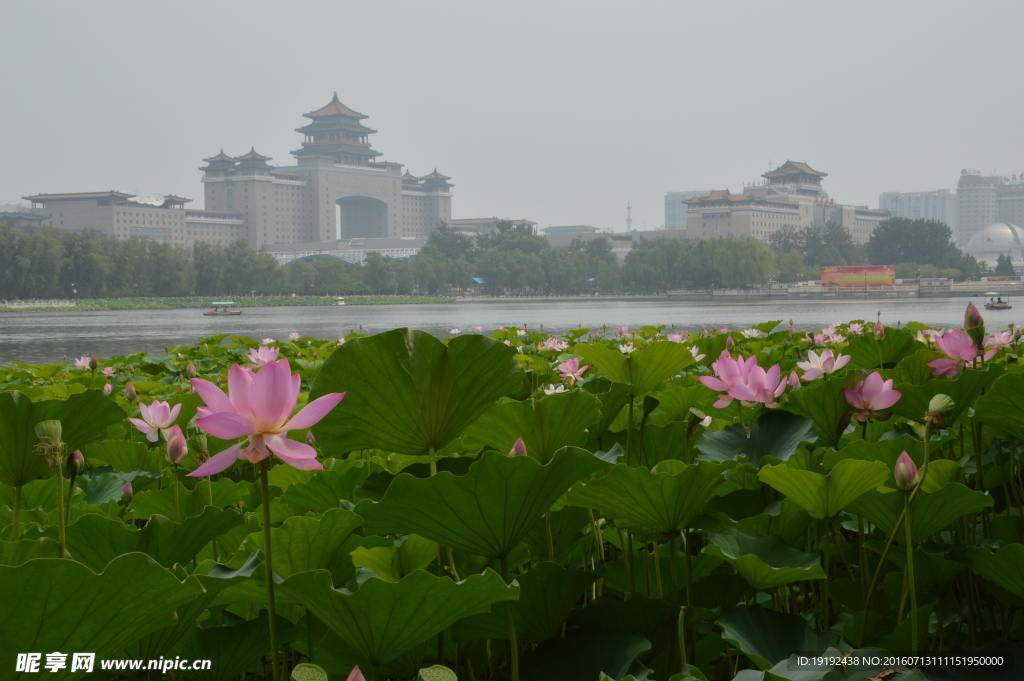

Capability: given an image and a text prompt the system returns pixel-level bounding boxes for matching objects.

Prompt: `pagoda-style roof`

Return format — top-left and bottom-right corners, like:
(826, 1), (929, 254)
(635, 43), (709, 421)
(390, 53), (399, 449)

(161, 195), (191, 206)
(23, 191), (132, 202)
(763, 161), (826, 180)
(296, 120), (377, 136)
(304, 92), (368, 120)
(422, 169), (451, 180)
(237, 147), (271, 162)
(202, 150), (237, 163)
(402, 172), (421, 183)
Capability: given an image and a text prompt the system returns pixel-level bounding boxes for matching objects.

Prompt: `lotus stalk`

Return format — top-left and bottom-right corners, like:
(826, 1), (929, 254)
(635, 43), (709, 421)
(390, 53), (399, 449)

(35, 420), (67, 557)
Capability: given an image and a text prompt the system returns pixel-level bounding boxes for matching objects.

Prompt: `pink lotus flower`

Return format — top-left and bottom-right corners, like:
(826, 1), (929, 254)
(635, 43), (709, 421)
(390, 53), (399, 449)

(543, 337), (568, 352)
(741, 328), (763, 338)
(247, 345), (280, 367)
(985, 329), (1014, 351)
(699, 352), (786, 408)
(102, 367), (115, 377)
(165, 424), (188, 465)
(187, 359), (345, 476)
(844, 372), (902, 422)
(474, 326), (483, 333)
(557, 357), (588, 383)
(690, 346), (707, 362)
(617, 326), (629, 337)
(788, 371), (801, 390)
(543, 384), (567, 395)
(619, 342), (635, 355)
(72, 356), (91, 369)
(129, 400), (182, 443)
(347, 666), (367, 681)
(894, 451), (920, 491)
(796, 349), (851, 381)
(288, 332), (301, 340)
(848, 323), (864, 334)
(927, 328), (997, 376)
(103, 383), (112, 394)
(261, 337), (276, 345)
(804, 332), (828, 347)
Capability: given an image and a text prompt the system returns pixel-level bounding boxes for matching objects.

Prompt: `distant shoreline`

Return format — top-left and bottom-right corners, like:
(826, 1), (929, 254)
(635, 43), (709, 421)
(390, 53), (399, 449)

(0, 295), (456, 313)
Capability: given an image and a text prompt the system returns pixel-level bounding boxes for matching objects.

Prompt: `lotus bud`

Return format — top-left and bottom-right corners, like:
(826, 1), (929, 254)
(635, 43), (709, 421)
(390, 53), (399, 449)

(1016, 329), (1022, 343)
(103, 383), (112, 394)
(125, 382), (137, 401)
(509, 436), (528, 458)
(964, 302), (983, 330)
(165, 424), (188, 465)
(187, 433), (208, 456)
(305, 431), (316, 446)
(185, 362), (198, 379)
(345, 667), (368, 681)
(873, 320), (885, 341)
(726, 335), (735, 352)
(788, 370), (801, 389)
(88, 354), (98, 370)
(66, 450), (86, 477)
(894, 451), (920, 492)
(120, 480), (134, 505)
(789, 319), (795, 326)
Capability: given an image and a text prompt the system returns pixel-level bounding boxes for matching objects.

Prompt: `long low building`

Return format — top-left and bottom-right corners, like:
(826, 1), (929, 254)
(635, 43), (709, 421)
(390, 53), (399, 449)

(23, 192), (246, 247)
(261, 237), (426, 264)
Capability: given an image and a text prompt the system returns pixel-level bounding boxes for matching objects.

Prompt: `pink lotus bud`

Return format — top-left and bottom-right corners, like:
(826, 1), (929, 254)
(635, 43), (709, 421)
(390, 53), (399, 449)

(165, 424), (188, 465)
(346, 667), (367, 681)
(88, 354), (98, 370)
(125, 382), (137, 401)
(726, 335), (735, 352)
(788, 371), (801, 389)
(103, 383), (112, 394)
(66, 450), (86, 477)
(894, 451), (920, 491)
(509, 436), (528, 458)
(120, 481), (134, 505)
(873, 320), (885, 341)
(964, 302), (983, 330)
(185, 362), (198, 379)
(305, 431), (316, 446)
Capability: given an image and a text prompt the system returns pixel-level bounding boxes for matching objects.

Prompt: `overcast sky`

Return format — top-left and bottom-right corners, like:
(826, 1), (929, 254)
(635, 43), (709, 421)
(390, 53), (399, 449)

(3, 1), (1022, 232)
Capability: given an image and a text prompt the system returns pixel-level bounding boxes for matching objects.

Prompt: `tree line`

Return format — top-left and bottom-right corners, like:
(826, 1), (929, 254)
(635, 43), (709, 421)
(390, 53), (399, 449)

(0, 216), (991, 300)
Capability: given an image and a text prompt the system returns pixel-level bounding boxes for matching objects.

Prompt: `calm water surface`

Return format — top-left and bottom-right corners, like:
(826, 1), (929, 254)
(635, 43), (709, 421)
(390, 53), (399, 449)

(0, 297), (1012, 365)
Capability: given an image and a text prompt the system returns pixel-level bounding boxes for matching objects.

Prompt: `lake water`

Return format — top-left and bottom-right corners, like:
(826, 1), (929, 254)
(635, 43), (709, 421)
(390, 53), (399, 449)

(0, 296), (1012, 365)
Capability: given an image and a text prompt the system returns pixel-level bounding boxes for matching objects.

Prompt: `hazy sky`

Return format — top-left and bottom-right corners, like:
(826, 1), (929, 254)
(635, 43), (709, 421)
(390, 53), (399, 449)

(3, 1), (1023, 232)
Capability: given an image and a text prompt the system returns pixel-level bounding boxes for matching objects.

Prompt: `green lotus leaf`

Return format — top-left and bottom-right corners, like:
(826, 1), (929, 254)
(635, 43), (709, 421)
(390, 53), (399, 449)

(0, 552), (205, 680)
(603, 549), (722, 597)
(704, 528), (826, 590)
(452, 562), (599, 644)
(172, 612), (301, 681)
(974, 372), (1024, 441)
(582, 378), (632, 437)
(350, 533), (438, 583)
(730, 498), (811, 547)
(567, 460), (729, 534)
(356, 448), (607, 559)
(781, 374), (861, 449)
(884, 545), (966, 591)
(79, 471), (131, 505)
(131, 479), (250, 519)
(568, 593), (675, 639)
(956, 544), (1024, 598)
(575, 340), (696, 396)
(0, 537), (61, 565)
(464, 391), (601, 464)
(279, 463), (376, 512)
(53, 508), (244, 570)
(508, 630), (652, 681)
(523, 505), (591, 566)
(717, 605), (818, 670)
(0, 389), (126, 488)
(890, 367), (1003, 425)
(758, 459), (889, 519)
(825, 437), (960, 492)
(309, 329), (526, 455)
(847, 482), (994, 546)
(278, 568), (518, 669)
(241, 508), (363, 579)
(0, 476), (73, 512)
(846, 328), (919, 370)
(84, 439), (159, 473)
(696, 410), (816, 467)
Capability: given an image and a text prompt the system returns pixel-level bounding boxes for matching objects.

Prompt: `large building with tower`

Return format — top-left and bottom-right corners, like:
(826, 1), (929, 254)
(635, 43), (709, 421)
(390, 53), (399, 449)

(682, 161), (888, 244)
(20, 94), (453, 252)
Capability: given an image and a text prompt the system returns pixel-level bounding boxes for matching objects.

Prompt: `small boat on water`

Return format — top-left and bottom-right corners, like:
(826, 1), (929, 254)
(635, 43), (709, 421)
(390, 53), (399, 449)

(335, 297), (346, 306)
(204, 301), (242, 316)
(984, 292), (1012, 311)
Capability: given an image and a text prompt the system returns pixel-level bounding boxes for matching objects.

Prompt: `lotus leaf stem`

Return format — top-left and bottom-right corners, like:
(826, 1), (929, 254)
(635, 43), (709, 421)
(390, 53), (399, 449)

(259, 460), (281, 681)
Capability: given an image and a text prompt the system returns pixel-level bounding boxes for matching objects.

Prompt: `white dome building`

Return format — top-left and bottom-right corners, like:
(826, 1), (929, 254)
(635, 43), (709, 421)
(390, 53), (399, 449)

(965, 223), (1024, 271)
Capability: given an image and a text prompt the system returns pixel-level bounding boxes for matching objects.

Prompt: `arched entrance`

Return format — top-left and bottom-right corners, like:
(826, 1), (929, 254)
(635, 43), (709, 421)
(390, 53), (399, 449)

(336, 195), (387, 239)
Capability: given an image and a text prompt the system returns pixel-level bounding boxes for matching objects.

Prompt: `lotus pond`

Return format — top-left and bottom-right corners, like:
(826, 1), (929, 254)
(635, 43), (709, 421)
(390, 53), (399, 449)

(1, 309), (1023, 681)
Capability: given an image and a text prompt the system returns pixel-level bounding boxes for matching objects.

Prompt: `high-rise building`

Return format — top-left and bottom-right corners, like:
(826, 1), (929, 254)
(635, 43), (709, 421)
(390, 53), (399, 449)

(878, 190), (956, 232)
(683, 161), (887, 244)
(955, 172), (999, 249)
(664, 191), (711, 231)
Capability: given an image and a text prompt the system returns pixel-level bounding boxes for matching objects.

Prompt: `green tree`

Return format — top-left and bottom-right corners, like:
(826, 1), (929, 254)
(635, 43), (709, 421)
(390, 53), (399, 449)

(995, 253), (1016, 276)
(425, 221), (474, 261)
(866, 218), (961, 268)
(363, 251), (395, 294)
(777, 249), (806, 282)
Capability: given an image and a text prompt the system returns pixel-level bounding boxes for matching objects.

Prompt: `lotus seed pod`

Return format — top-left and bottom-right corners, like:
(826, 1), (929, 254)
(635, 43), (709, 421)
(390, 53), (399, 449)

(187, 433), (208, 455)
(34, 420), (62, 445)
(290, 664), (329, 681)
(927, 394), (955, 416)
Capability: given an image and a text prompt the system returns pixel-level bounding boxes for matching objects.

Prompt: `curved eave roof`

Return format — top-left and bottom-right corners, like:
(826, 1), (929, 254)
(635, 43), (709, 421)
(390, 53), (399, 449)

(304, 93), (368, 120)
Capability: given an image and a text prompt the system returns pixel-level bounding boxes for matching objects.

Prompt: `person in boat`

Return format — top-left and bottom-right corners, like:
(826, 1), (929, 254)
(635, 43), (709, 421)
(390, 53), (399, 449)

(997, 297), (1004, 305)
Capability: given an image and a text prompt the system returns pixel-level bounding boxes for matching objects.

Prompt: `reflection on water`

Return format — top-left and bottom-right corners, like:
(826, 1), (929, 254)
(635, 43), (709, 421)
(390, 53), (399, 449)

(0, 296), (1010, 365)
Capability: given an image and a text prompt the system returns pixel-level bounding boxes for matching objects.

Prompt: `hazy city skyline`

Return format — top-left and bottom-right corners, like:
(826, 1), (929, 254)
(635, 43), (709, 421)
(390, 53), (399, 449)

(3, 1), (1023, 232)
